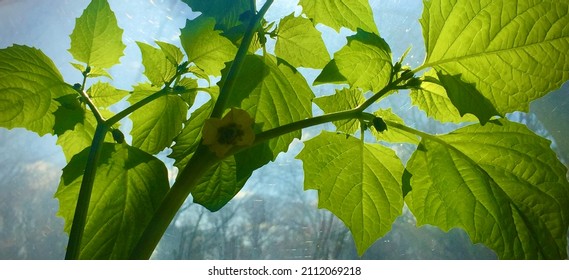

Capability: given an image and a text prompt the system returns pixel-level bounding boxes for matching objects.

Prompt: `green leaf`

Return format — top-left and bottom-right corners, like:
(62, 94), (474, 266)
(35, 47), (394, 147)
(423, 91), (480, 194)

(180, 16), (238, 76)
(170, 100), (215, 170)
(421, 0), (569, 123)
(297, 131), (404, 255)
(411, 69), (478, 123)
(299, 0), (378, 34)
(316, 29), (392, 92)
(55, 143), (169, 259)
(128, 84), (188, 154)
(136, 42), (178, 86)
(225, 55), (314, 178)
(0, 45), (69, 135)
(182, 0), (253, 33)
(70, 63), (111, 79)
(275, 13), (330, 69)
(192, 156), (248, 212)
(88, 81), (129, 108)
(405, 119), (569, 259)
(312, 59), (347, 85)
(372, 109), (420, 144)
(314, 88), (365, 134)
(68, 0), (125, 69)
(155, 41), (184, 66)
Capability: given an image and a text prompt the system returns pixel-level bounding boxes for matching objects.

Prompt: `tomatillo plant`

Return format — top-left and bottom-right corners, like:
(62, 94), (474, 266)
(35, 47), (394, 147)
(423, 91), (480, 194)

(1, 0), (568, 259)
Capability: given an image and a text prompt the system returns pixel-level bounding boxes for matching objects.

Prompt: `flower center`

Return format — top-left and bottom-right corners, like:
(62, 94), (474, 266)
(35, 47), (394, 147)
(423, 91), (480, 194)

(217, 123), (244, 145)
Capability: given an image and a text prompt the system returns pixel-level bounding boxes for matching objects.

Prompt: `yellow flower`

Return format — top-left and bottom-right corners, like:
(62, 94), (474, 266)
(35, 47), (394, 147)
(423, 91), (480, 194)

(202, 108), (255, 158)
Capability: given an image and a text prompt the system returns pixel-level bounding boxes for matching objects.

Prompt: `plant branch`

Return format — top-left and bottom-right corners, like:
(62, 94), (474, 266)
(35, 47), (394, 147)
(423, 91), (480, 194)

(210, 0), (274, 118)
(65, 123), (109, 259)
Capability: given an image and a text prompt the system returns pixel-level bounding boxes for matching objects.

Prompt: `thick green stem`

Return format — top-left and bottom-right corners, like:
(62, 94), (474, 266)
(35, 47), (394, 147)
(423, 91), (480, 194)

(129, 146), (219, 259)
(65, 123), (109, 260)
(210, 0), (274, 118)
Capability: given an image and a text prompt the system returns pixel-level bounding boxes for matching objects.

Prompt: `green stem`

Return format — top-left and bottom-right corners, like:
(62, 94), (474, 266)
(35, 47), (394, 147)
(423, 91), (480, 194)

(129, 146), (219, 259)
(250, 79), (404, 147)
(106, 87), (169, 127)
(65, 123), (109, 260)
(210, 0), (274, 118)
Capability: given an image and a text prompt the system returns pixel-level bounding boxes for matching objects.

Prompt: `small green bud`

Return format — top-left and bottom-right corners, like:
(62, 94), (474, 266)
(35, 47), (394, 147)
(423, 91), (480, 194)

(73, 83), (82, 90)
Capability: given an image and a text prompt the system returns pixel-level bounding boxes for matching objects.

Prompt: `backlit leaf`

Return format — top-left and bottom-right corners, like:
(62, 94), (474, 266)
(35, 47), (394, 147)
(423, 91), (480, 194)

(55, 143), (169, 259)
(88, 81), (129, 108)
(129, 84), (188, 154)
(316, 29), (392, 92)
(136, 42), (178, 86)
(410, 69), (478, 123)
(68, 0), (125, 69)
(372, 109), (420, 144)
(297, 131), (404, 255)
(180, 16), (238, 76)
(406, 119), (569, 259)
(421, 0), (569, 123)
(275, 13), (329, 69)
(299, 0), (378, 34)
(314, 88), (365, 134)
(0, 45), (70, 135)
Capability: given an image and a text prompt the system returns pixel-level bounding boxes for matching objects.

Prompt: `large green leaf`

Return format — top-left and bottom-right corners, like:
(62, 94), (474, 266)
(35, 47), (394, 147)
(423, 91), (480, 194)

(275, 13), (329, 69)
(405, 119), (569, 259)
(128, 84), (188, 154)
(182, 0), (253, 33)
(315, 29), (392, 92)
(180, 16), (238, 76)
(411, 69), (478, 123)
(421, 0), (569, 123)
(55, 143), (169, 259)
(68, 0), (125, 69)
(314, 88), (365, 134)
(136, 42), (178, 86)
(0, 45), (70, 135)
(299, 0), (378, 34)
(225, 55), (314, 178)
(192, 156), (248, 212)
(297, 131), (404, 255)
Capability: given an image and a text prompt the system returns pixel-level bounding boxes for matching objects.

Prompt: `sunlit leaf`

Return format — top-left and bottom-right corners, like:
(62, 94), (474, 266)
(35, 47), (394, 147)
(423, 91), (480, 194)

(411, 69), (478, 123)
(68, 0), (125, 69)
(297, 131), (404, 255)
(421, 0), (569, 123)
(129, 84), (188, 154)
(316, 29), (392, 92)
(299, 0), (378, 34)
(372, 109), (420, 144)
(192, 156), (248, 212)
(136, 42), (178, 86)
(88, 81), (129, 108)
(55, 143), (169, 259)
(275, 13), (329, 69)
(0, 45), (70, 135)
(314, 88), (365, 134)
(180, 16), (238, 76)
(406, 119), (569, 259)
